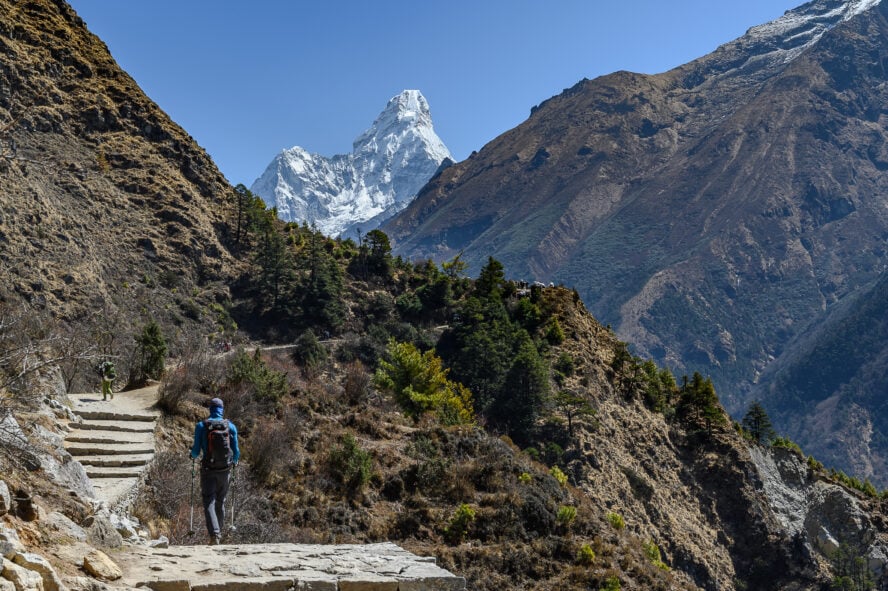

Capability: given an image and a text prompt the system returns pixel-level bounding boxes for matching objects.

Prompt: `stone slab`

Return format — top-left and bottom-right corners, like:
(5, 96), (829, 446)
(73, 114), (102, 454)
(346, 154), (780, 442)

(75, 455), (153, 468)
(84, 467), (144, 478)
(89, 479), (140, 506)
(70, 421), (155, 433)
(64, 431), (154, 444)
(116, 544), (464, 591)
(74, 411), (158, 422)
(64, 444), (155, 456)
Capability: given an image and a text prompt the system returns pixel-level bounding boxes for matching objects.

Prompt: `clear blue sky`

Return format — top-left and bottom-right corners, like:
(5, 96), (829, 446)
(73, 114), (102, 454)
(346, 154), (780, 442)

(67, 1), (801, 187)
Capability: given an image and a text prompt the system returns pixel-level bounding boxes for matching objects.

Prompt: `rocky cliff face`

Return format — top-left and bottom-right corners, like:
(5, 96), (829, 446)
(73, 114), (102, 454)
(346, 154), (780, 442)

(384, 0), (888, 483)
(0, 0), (238, 326)
(250, 90), (451, 237)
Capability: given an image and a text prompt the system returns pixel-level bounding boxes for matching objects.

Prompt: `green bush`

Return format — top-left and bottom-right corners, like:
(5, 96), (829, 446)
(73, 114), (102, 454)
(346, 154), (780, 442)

(328, 433), (372, 490)
(444, 503), (476, 544)
(550, 465), (568, 487)
(132, 319), (167, 384)
(556, 505), (577, 528)
(600, 576), (621, 591)
(518, 472), (533, 484)
(226, 348), (288, 403)
(545, 318), (565, 345)
(374, 340), (474, 425)
(772, 436), (803, 456)
(606, 511), (625, 530)
(577, 543), (596, 566)
(291, 329), (328, 370)
(643, 540), (670, 571)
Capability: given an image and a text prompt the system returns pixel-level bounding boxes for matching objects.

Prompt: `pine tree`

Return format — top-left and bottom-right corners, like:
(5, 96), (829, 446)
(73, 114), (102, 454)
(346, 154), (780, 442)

(475, 257), (505, 301)
(133, 319), (167, 384)
(677, 372), (726, 434)
(742, 401), (775, 444)
(493, 334), (549, 441)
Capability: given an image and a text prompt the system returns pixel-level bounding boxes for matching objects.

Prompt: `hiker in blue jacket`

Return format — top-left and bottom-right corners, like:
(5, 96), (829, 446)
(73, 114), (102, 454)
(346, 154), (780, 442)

(190, 397), (240, 545)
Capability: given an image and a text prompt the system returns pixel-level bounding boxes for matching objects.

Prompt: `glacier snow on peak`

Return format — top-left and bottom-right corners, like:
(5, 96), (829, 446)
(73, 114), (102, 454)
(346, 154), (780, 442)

(743, 0), (882, 62)
(251, 89), (451, 237)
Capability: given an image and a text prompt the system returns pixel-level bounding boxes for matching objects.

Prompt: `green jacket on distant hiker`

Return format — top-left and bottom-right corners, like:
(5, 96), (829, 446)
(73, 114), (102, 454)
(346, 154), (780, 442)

(99, 360), (116, 401)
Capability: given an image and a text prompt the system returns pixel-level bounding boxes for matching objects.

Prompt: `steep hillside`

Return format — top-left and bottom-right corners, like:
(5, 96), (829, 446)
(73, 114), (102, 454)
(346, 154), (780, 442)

(751, 270), (888, 482)
(383, 0), (888, 481)
(0, 0), (238, 330)
(5, 256), (888, 590)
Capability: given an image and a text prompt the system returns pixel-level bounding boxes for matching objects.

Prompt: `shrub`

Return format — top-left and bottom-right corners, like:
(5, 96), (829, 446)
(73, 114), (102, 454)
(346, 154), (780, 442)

(606, 511), (625, 530)
(543, 442), (564, 466)
(518, 472), (533, 484)
(545, 318), (565, 345)
(444, 503), (476, 544)
(556, 505), (577, 528)
(577, 543), (596, 566)
(328, 433), (372, 491)
(375, 340), (474, 425)
(772, 436), (803, 456)
(343, 361), (372, 405)
(600, 576), (621, 591)
(246, 422), (289, 484)
(291, 330), (328, 373)
(643, 540), (670, 571)
(226, 348), (288, 403)
(131, 319), (167, 385)
(550, 465), (568, 487)
(524, 447), (540, 461)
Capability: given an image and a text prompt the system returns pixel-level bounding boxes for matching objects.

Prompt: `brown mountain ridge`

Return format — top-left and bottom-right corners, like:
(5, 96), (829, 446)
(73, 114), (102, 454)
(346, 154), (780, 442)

(0, 0), (238, 331)
(384, 0), (888, 484)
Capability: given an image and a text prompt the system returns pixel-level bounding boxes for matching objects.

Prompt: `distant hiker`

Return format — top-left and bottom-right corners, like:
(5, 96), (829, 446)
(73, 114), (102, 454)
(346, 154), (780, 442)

(190, 397), (240, 545)
(98, 360), (116, 401)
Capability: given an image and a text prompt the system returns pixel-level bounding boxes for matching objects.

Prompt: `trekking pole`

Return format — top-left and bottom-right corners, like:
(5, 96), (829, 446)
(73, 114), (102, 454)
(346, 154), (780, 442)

(187, 457), (196, 536)
(229, 463), (237, 533)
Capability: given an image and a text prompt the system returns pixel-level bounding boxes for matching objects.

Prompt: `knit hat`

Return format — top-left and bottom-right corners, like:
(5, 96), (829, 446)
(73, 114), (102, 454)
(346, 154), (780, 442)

(209, 397), (224, 409)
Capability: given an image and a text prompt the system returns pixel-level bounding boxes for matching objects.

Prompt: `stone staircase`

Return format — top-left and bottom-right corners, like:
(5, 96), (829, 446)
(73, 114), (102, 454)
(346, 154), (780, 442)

(65, 386), (160, 505)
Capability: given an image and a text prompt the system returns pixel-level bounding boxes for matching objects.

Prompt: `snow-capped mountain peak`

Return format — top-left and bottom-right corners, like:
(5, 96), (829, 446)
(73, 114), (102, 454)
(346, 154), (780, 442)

(250, 90), (452, 237)
(744, 0), (883, 63)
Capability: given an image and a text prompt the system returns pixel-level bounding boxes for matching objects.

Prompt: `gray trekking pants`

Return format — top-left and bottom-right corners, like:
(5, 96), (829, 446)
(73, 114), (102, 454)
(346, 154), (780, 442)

(200, 468), (230, 537)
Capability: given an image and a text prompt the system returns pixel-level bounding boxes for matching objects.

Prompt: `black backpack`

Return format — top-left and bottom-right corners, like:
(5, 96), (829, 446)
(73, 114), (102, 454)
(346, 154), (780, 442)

(203, 418), (233, 471)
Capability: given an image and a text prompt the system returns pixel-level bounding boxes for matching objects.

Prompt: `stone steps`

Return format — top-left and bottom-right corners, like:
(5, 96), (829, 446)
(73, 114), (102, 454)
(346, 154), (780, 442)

(69, 420), (156, 433)
(65, 389), (161, 505)
(76, 454), (155, 468)
(84, 465), (146, 478)
(65, 443), (155, 456)
(65, 431), (154, 444)
(76, 410), (157, 422)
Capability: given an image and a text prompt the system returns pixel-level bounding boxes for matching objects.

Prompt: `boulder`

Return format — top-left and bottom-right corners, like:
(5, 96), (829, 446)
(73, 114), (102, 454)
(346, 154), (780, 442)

(12, 554), (64, 591)
(147, 536), (168, 549)
(14, 493), (41, 523)
(43, 513), (86, 543)
(0, 542), (18, 562)
(0, 576), (15, 591)
(0, 482), (10, 516)
(107, 515), (137, 541)
(2, 558), (44, 591)
(84, 517), (122, 550)
(81, 552), (120, 582)
(0, 528), (23, 561)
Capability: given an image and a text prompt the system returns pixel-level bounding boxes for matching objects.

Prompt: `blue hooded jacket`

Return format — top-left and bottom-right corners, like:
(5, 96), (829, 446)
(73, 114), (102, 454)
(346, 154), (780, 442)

(190, 405), (240, 464)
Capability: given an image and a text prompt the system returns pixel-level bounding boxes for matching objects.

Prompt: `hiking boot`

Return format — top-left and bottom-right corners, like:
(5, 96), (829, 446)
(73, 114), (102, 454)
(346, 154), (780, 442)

(211, 535), (221, 545)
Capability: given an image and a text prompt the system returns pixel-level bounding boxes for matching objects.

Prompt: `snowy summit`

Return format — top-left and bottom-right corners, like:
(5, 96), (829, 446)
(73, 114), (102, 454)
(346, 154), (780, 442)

(250, 90), (452, 237)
